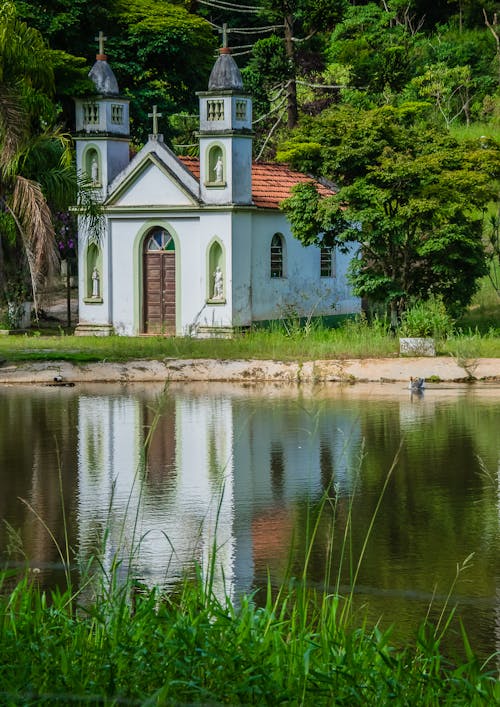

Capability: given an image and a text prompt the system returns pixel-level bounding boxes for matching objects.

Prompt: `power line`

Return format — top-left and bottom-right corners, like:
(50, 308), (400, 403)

(229, 25), (284, 33)
(197, 0), (262, 14)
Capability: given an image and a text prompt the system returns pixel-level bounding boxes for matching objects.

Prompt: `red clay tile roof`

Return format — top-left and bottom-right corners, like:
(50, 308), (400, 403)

(177, 156), (335, 209)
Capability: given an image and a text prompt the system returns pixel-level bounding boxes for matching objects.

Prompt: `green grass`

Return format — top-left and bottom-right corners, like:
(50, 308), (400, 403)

(0, 316), (499, 363)
(1, 281), (499, 363)
(0, 566), (498, 705)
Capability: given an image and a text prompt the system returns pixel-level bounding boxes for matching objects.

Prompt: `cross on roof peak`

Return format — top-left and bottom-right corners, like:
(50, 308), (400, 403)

(148, 105), (163, 136)
(219, 23), (229, 49)
(95, 31), (107, 58)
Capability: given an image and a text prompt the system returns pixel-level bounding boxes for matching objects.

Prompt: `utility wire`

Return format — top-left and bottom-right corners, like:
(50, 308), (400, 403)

(229, 25), (284, 33)
(197, 0), (262, 13)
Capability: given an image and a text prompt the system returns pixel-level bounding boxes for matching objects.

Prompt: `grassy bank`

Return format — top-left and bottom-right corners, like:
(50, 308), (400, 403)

(0, 568), (498, 706)
(0, 316), (499, 364)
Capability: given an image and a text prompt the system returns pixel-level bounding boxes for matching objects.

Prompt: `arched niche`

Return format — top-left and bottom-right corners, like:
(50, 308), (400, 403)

(207, 239), (225, 302)
(84, 146), (101, 185)
(85, 243), (103, 302)
(207, 144), (225, 186)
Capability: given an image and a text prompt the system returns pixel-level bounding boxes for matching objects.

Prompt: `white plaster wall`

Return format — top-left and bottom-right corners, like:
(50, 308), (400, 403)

(113, 163), (194, 207)
(250, 211), (361, 322)
(190, 210), (234, 333)
(79, 204), (359, 336)
(75, 139), (129, 199)
(104, 211), (235, 336)
(231, 137), (252, 205)
(231, 211), (253, 326)
(77, 217), (112, 327)
(199, 136), (252, 205)
(109, 218), (137, 335)
(106, 140), (131, 186)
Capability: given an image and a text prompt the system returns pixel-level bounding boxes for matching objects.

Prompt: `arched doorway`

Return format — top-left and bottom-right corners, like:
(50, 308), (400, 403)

(143, 227), (176, 334)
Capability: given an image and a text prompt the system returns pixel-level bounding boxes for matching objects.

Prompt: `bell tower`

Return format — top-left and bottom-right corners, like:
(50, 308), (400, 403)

(74, 32), (130, 198)
(198, 37), (253, 205)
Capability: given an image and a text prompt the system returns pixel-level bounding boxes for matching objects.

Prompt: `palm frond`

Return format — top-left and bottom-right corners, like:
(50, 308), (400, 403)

(11, 175), (58, 286)
(0, 86), (28, 170)
(76, 173), (105, 246)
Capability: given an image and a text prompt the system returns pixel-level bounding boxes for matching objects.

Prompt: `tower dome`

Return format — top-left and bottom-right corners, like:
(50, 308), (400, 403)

(88, 31), (119, 95)
(208, 48), (244, 92)
(89, 59), (119, 95)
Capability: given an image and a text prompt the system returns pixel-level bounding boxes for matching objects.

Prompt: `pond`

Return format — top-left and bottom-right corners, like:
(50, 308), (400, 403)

(0, 381), (499, 661)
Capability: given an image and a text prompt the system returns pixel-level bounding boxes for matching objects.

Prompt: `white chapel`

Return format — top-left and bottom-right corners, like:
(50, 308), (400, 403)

(74, 37), (360, 336)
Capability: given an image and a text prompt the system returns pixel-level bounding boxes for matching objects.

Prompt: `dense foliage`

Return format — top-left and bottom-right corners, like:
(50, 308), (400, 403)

(0, 2), (77, 308)
(280, 104), (500, 317)
(2, 0), (499, 314)
(0, 567), (498, 705)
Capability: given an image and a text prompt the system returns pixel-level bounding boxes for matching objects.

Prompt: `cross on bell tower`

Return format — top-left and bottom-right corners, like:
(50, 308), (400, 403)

(219, 23), (229, 49)
(95, 31), (107, 60)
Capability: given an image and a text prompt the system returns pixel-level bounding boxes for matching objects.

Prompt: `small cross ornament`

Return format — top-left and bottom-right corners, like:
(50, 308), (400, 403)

(95, 31), (107, 57)
(148, 105), (163, 136)
(220, 23), (229, 49)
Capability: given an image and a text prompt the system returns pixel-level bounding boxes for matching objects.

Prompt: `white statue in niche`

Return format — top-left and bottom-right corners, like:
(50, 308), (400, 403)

(91, 267), (100, 298)
(214, 155), (223, 183)
(213, 266), (224, 299)
(91, 157), (99, 185)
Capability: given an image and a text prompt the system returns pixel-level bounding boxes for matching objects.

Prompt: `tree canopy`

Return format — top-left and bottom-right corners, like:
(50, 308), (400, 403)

(0, 1), (74, 307)
(281, 105), (500, 318)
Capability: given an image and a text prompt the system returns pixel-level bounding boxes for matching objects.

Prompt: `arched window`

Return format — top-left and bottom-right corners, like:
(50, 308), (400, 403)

(146, 228), (175, 252)
(270, 233), (284, 278)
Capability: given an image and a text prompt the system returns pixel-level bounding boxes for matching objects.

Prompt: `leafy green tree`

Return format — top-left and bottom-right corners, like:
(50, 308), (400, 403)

(280, 104), (499, 320)
(14, 0), (216, 145)
(0, 2), (78, 309)
(111, 0), (215, 144)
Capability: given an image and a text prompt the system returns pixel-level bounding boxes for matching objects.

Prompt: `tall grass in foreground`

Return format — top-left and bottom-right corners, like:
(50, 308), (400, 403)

(0, 564), (498, 705)
(1, 434), (499, 706)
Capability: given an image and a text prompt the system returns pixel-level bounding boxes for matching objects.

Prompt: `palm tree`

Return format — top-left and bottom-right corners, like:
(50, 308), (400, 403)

(0, 1), (77, 313)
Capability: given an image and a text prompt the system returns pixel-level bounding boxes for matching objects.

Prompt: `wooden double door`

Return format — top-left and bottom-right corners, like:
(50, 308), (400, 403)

(143, 228), (176, 335)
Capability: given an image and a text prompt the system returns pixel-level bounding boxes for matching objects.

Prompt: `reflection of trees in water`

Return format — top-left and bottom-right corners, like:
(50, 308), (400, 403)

(143, 396), (176, 496)
(270, 442), (284, 500)
(0, 388), (78, 585)
(1, 385), (498, 659)
(347, 396), (500, 660)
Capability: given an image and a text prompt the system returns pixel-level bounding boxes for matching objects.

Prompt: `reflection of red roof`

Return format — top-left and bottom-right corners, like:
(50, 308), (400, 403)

(178, 156), (335, 209)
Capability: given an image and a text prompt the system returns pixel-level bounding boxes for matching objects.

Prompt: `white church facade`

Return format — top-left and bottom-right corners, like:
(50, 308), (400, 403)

(74, 40), (360, 336)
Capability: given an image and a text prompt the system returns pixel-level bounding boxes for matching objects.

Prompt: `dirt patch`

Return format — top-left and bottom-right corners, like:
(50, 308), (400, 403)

(0, 357), (499, 385)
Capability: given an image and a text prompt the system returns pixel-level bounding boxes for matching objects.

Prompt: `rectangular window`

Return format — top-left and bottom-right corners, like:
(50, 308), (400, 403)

(320, 246), (335, 277)
(83, 103), (99, 124)
(111, 104), (123, 124)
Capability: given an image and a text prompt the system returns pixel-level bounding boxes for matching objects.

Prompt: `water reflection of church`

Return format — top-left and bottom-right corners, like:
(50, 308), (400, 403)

(76, 385), (361, 597)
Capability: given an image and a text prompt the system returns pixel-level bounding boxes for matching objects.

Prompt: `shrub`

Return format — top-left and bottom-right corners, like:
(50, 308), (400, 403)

(398, 297), (455, 339)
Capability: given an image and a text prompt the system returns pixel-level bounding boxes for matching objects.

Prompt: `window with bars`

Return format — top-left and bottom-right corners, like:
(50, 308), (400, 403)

(320, 245), (335, 277)
(111, 104), (123, 124)
(270, 234), (284, 278)
(83, 103), (99, 124)
(235, 100), (247, 120)
(207, 100), (224, 121)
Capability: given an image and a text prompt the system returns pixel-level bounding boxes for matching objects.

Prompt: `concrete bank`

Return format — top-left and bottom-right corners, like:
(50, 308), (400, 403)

(0, 357), (499, 384)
